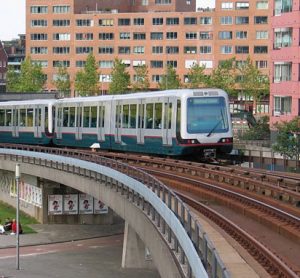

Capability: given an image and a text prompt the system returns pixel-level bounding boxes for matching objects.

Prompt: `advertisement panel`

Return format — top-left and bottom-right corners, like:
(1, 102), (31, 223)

(48, 194), (63, 215)
(79, 194), (94, 214)
(63, 194), (78, 215)
(93, 198), (108, 214)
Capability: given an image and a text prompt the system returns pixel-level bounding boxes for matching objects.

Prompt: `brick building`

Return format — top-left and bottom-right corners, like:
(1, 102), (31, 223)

(26, 0), (270, 100)
(0, 41), (8, 92)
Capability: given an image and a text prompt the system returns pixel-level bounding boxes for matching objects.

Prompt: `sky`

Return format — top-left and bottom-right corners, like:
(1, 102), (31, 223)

(0, 0), (214, 41)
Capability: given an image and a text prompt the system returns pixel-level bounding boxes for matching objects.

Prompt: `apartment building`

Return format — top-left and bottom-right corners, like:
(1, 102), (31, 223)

(0, 42), (8, 93)
(270, 0), (300, 127)
(26, 0), (270, 97)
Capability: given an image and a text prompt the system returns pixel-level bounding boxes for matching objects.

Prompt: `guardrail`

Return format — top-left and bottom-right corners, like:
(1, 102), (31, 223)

(0, 148), (230, 278)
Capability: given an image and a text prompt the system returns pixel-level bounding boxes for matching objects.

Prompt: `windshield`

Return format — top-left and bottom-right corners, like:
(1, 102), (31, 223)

(187, 97), (229, 134)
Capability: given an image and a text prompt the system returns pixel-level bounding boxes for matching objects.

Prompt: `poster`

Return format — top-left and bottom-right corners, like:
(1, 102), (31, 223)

(63, 194), (78, 215)
(48, 194), (63, 215)
(93, 198), (108, 214)
(79, 194), (94, 214)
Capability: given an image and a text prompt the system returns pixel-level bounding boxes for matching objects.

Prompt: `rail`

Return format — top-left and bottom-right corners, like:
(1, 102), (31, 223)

(0, 148), (230, 278)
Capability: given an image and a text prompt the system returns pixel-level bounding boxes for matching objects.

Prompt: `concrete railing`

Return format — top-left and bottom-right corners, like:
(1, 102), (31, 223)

(0, 148), (230, 278)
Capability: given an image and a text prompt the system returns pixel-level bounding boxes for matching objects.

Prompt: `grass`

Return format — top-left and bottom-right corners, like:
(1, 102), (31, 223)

(0, 201), (39, 234)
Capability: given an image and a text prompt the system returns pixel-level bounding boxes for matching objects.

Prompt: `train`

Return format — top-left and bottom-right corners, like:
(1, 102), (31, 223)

(0, 89), (233, 158)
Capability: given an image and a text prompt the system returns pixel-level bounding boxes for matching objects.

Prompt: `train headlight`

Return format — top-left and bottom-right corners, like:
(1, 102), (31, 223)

(220, 138), (233, 143)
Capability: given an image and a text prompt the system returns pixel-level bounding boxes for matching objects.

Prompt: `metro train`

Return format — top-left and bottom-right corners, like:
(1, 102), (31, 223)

(0, 89), (233, 157)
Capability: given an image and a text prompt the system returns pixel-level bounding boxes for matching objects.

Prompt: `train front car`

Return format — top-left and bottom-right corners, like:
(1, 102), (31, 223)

(177, 89), (233, 158)
(0, 100), (55, 146)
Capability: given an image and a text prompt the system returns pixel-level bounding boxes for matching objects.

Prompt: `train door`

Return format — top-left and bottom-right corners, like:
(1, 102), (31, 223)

(75, 104), (83, 140)
(137, 101), (145, 144)
(114, 102), (122, 143)
(97, 102), (105, 141)
(12, 106), (19, 138)
(34, 106), (42, 138)
(162, 98), (173, 146)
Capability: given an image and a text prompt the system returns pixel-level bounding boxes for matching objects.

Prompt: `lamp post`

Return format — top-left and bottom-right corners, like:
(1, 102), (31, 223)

(15, 163), (20, 270)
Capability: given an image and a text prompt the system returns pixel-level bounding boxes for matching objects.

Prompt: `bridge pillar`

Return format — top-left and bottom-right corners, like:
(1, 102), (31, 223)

(122, 221), (154, 270)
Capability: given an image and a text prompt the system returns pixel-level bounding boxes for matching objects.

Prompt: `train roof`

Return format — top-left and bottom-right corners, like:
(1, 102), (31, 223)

(0, 99), (57, 107)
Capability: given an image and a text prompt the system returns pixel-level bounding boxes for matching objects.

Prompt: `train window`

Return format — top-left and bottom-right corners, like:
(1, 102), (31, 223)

(45, 107), (48, 129)
(146, 103), (154, 129)
(129, 104), (137, 128)
(5, 110), (12, 126)
(122, 105), (129, 128)
(154, 103), (162, 129)
(69, 107), (75, 127)
(27, 109), (34, 127)
(57, 107), (63, 127)
(164, 103), (172, 129)
(98, 106), (105, 128)
(35, 108), (41, 126)
(176, 100), (181, 131)
(13, 109), (18, 127)
(91, 106), (97, 127)
(83, 107), (90, 128)
(0, 109), (5, 126)
(63, 107), (69, 127)
(115, 105), (121, 128)
(20, 109), (26, 126)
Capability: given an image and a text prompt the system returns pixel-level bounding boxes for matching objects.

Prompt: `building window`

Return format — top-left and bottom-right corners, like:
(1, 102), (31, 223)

(166, 17), (179, 25)
(76, 33), (93, 40)
(274, 62), (292, 82)
(219, 31), (233, 40)
(199, 32), (213, 40)
(76, 19), (93, 26)
(151, 32), (163, 40)
(256, 31), (268, 39)
(235, 46), (249, 53)
(99, 19), (114, 26)
(98, 46), (114, 54)
(118, 18), (131, 26)
(152, 18), (164, 25)
(53, 19), (70, 26)
(166, 46), (179, 54)
(200, 46), (212, 54)
(53, 60), (70, 67)
(236, 2), (249, 9)
(133, 33), (146, 40)
(53, 47), (70, 54)
(152, 75), (162, 82)
(220, 16), (233, 25)
(254, 46), (268, 53)
(53, 6), (70, 13)
(151, 61), (163, 68)
(152, 46), (163, 54)
(76, 61), (86, 67)
(30, 6), (48, 13)
(255, 60), (268, 69)
(184, 46), (197, 54)
(166, 61), (177, 68)
(274, 0), (292, 15)
(254, 16), (268, 24)
(32, 60), (48, 67)
(236, 31), (247, 39)
(118, 47), (130, 54)
(200, 60), (213, 68)
(221, 2), (233, 9)
(134, 18), (144, 25)
(30, 47), (48, 54)
(30, 33), (48, 40)
(274, 28), (292, 48)
(184, 17), (197, 25)
(166, 32), (177, 39)
(155, 0), (171, 4)
(133, 46), (145, 54)
(200, 17), (212, 25)
(274, 96), (292, 115)
(120, 32), (131, 40)
(186, 32), (197, 39)
(220, 45), (233, 54)
(236, 16), (249, 24)
(53, 33), (70, 41)
(99, 61), (114, 68)
(236, 60), (247, 68)
(256, 0), (268, 9)
(31, 20), (47, 27)
(76, 47), (93, 54)
(99, 33), (114, 40)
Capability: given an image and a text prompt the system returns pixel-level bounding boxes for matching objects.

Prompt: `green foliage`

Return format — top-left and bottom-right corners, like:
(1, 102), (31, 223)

(207, 58), (236, 96)
(75, 53), (99, 96)
(272, 117), (300, 159)
(6, 57), (46, 92)
(109, 58), (131, 94)
(237, 56), (269, 102)
(0, 201), (38, 233)
(159, 65), (181, 90)
(52, 65), (71, 93)
(239, 116), (270, 140)
(132, 65), (150, 92)
(186, 63), (208, 89)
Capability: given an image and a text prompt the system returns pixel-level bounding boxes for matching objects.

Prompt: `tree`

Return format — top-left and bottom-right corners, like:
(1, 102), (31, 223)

(186, 63), (208, 89)
(52, 65), (71, 94)
(6, 57), (46, 92)
(75, 53), (99, 96)
(109, 58), (130, 94)
(272, 117), (300, 159)
(237, 56), (269, 105)
(159, 65), (181, 90)
(207, 58), (236, 96)
(239, 116), (270, 140)
(132, 64), (150, 92)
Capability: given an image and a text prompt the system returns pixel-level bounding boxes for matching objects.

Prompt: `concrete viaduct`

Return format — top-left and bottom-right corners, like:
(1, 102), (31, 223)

(0, 149), (229, 278)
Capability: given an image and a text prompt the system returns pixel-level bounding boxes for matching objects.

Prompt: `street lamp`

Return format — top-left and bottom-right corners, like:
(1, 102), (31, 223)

(15, 163), (20, 270)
